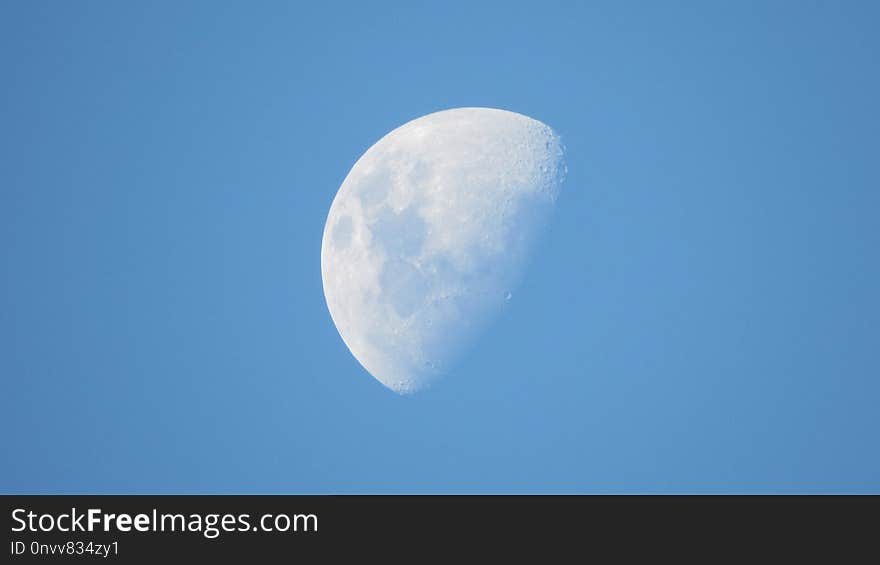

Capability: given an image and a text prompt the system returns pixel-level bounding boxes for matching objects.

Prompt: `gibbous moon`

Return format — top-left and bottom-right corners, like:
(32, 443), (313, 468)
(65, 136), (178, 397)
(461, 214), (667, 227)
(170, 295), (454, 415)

(321, 107), (566, 394)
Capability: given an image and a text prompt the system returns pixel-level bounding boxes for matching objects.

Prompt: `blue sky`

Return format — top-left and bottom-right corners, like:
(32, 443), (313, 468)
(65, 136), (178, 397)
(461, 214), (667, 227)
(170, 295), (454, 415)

(2, 1), (878, 493)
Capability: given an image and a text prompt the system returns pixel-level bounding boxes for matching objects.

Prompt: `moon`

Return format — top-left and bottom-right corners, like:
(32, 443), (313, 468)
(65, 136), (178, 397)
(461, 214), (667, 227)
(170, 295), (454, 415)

(321, 107), (566, 394)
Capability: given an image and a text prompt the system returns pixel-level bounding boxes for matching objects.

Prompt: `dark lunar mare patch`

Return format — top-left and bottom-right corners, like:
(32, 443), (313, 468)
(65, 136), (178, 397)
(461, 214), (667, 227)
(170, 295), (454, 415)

(380, 259), (429, 318)
(370, 205), (426, 259)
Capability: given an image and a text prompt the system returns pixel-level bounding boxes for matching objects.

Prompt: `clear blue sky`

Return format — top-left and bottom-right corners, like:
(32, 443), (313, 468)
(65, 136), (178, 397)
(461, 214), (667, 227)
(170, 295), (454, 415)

(2, 1), (878, 493)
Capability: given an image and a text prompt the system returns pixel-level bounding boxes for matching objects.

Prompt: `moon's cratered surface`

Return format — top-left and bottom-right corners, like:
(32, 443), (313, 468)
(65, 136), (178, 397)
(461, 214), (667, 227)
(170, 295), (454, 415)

(321, 107), (566, 394)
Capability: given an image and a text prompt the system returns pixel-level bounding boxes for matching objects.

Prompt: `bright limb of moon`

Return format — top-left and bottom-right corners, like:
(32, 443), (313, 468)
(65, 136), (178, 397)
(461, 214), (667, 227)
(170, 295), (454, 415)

(321, 107), (566, 394)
